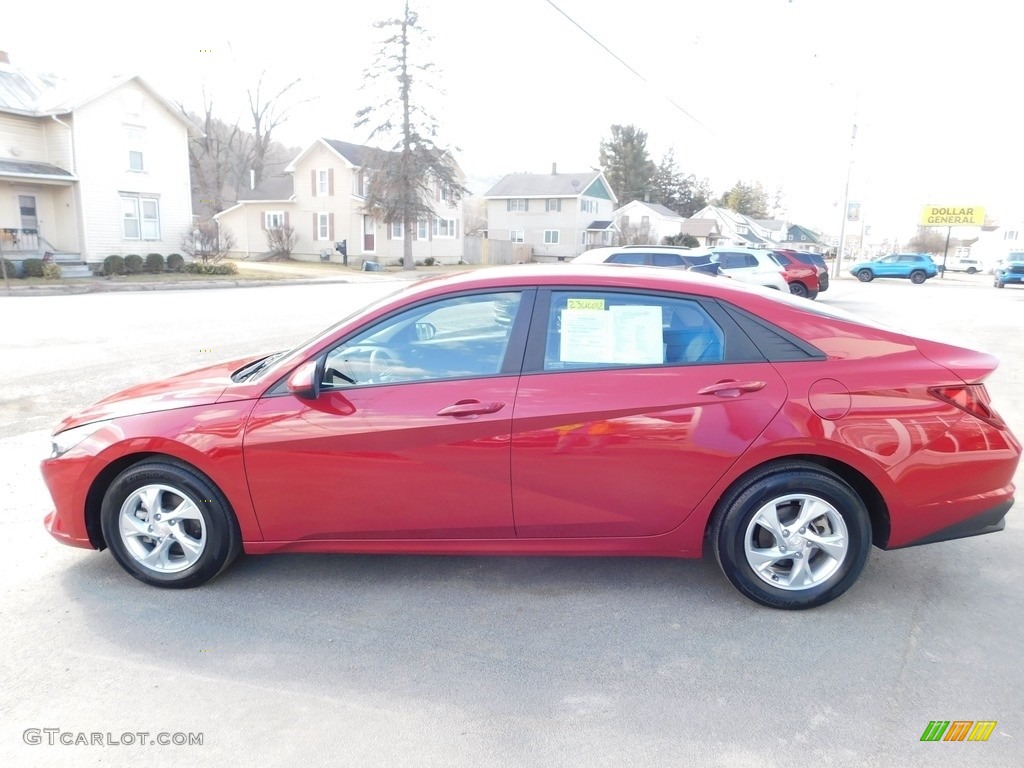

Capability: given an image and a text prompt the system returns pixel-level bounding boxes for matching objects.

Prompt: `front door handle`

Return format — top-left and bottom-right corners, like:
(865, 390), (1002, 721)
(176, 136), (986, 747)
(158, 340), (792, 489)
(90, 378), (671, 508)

(436, 400), (505, 417)
(697, 380), (767, 398)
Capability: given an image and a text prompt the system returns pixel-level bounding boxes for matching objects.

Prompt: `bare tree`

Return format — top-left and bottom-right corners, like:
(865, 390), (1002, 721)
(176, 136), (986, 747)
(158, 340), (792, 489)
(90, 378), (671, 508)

(180, 220), (236, 263)
(246, 72), (314, 190)
(616, 221), (658, 245)
(355, 1), (468, 270)
(907, 227), (949, 256)
(265, 224), (298, 258)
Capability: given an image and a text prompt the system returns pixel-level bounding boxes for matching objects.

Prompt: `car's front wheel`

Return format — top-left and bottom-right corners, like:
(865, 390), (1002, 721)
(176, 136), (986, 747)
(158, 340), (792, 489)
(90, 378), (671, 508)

(100, 460), (242, 588)
(711, 462), (872, 609)
(995, 279), (1005, 288)
(856, 269), (873, 282)
(788, 282), (809, 298)
(910, 270), (927, 284)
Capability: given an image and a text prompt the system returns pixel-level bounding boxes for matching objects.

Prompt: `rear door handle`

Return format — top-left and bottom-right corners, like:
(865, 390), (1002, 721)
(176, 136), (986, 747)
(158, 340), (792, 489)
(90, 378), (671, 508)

(697, 380), (767, 398)
(436, 400), (505, 417)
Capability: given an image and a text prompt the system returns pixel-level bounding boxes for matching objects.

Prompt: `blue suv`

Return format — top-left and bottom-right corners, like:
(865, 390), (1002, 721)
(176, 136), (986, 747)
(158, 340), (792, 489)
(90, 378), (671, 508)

(994, 252), (1024, 288)
(850, 253), (938, 284)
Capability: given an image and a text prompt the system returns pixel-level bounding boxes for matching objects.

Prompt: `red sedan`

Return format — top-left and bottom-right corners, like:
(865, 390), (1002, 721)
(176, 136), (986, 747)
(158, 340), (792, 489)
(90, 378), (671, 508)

(40, 265), (1020, 609)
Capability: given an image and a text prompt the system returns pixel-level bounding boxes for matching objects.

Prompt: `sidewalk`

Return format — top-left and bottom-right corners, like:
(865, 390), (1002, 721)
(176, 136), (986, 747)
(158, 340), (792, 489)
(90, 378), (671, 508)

(0, 259), (439, 297)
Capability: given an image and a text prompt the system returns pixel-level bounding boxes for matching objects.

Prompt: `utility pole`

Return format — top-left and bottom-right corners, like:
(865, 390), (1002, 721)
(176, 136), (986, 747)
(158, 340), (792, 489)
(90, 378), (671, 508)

(834, 123), (857, 279)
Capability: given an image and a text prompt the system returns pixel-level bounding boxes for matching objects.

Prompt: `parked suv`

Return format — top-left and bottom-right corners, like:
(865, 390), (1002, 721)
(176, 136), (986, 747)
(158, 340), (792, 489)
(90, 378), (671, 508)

(767, 250), (822, 299)
(776, 249), (830, 293)
(993, 252), (1024, 288)
(704, 247), (789, 292)
(573, 245), (720, 276)
(849, 253), (938, 284)
(939, 257), (983, 274)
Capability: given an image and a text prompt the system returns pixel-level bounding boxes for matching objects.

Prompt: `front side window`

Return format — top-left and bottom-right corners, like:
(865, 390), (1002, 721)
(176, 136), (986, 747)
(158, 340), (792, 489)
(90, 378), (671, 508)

(608, 252), (646, 265)
(322, 292), (524, 387)
(543, 290), (725, 371)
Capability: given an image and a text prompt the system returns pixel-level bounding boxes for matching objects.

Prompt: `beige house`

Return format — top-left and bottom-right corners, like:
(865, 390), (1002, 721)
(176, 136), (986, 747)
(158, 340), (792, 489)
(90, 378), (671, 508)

(214, 138), (465, 265)
(482, 167), (618, 261)
(0, 52), (201, 274)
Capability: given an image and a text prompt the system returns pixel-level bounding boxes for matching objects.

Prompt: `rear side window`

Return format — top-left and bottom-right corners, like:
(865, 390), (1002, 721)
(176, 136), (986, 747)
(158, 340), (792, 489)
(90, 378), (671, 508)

(543, 290), (725, 371)
(652, 253), (686, 267)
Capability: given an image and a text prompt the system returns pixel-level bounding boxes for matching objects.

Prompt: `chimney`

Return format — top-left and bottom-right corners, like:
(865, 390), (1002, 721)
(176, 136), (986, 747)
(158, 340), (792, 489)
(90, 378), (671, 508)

(0, 52), (10, 65)
(551, 162), (557, 175)
(250, 169), (255, 190)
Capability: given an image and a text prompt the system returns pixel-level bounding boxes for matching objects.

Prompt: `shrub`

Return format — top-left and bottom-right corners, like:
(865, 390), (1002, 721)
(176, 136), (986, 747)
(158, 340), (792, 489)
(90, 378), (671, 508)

(0, 258), (17, 278)
(423, 256), (436, 266)
(42, 263), (62, 280)
(166, 253), (185, 272)
(124, 254), (144, 274)
(103, 255), (125, 276)
(183, 262), (238, 275)
(145, 253), (165, 273)
(22, 258), (45, 278)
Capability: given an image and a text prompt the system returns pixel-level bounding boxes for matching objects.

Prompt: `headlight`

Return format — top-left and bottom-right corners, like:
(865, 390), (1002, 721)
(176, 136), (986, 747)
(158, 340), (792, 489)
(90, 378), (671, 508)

(50, 421), (110, 458)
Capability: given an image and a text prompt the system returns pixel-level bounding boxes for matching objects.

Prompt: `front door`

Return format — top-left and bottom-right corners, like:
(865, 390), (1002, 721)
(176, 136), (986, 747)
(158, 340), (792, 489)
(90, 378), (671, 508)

(363, 215), (375, 253)
(243, 290), (532, 542)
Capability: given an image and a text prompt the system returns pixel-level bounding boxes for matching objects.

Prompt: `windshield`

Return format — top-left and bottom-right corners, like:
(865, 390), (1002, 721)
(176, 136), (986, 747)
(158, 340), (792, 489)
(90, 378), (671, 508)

(1006, 252), (1024, 264)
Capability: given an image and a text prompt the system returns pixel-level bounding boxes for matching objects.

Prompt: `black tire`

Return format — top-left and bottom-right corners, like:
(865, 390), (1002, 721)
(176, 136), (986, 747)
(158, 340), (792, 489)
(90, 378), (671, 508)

(788, 282), (809, 298)
(910, 270), (927, 284)
(100, 459), (242, 588)
(856, 269), (873, 283)
(710, 461), (872, 609)
(995, 280), (1004, 289)
(966, 267), (977, 274)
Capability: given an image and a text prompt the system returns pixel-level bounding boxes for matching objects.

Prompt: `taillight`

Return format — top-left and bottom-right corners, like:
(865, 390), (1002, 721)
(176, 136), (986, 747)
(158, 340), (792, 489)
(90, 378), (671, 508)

(929, 385), (1006, 428)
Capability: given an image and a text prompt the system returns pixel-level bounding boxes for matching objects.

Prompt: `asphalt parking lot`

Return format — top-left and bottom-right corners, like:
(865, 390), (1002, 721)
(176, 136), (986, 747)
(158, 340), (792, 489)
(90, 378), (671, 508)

(1, 271), (1021, 768)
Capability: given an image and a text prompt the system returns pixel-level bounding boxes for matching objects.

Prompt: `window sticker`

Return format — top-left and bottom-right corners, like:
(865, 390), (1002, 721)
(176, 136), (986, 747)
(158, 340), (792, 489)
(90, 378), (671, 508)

(559, 304), (664, 365)
(566, 298), (605, 310)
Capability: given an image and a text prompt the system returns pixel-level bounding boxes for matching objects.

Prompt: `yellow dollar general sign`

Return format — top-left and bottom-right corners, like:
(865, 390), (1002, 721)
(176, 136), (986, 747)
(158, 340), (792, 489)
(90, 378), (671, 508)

(919, 205), (985, 227)
(920, 720), (997, 742)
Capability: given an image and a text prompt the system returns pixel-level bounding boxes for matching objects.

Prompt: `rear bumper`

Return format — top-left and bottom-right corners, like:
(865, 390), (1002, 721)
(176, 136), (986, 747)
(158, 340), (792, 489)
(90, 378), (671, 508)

(887, 499), (1011, 549)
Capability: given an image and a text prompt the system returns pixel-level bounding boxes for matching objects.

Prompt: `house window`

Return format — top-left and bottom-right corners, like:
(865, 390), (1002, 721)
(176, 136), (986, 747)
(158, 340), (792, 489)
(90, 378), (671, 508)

(318, 213), (330, 240)
(736, 225), (749, 235)
(121, 195), (160, 240)
(581, 199), (597, 214)
(434, 218), (457, 238)
(391, 221), (404, 239)
(317, 170), (330, 195)
(509, 229), (524, 243)
(126, 127), (145, 171)
(544, 229), (560, 244)
(418, 220), (429, 239)
(1005, 230), (1019, 240)
(439, 183), (451, 202)
(641, 216), (650, 227)
(357, 170), (371, 197)
(507, 198), (528, 212)
(801, 234), (807, 241)
(265, 211), (285, 229)
(546, 199), (561, 212)
(621, 215), (629, 227)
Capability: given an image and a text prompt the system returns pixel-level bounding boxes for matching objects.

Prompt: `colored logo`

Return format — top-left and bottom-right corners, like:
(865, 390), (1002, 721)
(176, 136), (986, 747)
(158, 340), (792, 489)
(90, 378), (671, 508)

(920, 721), (996, 742)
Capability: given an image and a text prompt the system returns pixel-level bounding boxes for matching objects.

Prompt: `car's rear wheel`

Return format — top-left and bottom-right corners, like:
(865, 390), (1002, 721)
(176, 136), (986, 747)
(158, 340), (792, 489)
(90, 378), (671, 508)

(857, 269), (873, 282)
(910, 270), (927, 284)
(100, 460), (242, 588)
(788, 282), (809, 298)
(711, 462), (872, 609)
(967, 267), (977, 274)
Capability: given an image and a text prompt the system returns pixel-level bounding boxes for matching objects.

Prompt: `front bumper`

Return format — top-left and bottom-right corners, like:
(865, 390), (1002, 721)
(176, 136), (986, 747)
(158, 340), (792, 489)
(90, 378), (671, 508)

(996, 272), (1024, 284)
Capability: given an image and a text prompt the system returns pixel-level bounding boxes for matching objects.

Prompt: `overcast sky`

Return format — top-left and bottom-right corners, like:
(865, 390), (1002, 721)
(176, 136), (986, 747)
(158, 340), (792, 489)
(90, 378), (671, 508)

(5, 0), (1021, 239)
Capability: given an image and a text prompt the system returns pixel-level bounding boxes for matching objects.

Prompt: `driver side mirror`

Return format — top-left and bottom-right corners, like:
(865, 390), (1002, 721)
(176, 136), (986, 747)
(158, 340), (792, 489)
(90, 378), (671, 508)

(286, 360), (322, 400)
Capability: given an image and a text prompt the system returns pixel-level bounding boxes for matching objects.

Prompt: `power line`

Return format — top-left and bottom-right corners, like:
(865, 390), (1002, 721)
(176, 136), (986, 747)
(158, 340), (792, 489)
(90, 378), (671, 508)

(543, 0), (713, 134)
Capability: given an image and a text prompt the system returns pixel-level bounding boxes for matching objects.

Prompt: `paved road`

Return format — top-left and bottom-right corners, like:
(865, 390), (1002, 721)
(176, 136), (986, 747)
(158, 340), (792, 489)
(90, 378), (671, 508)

(1, 273), (1021, 768)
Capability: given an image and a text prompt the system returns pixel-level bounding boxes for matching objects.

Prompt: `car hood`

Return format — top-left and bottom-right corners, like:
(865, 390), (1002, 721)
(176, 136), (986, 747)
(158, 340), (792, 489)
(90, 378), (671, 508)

(53, 355), (263, 433)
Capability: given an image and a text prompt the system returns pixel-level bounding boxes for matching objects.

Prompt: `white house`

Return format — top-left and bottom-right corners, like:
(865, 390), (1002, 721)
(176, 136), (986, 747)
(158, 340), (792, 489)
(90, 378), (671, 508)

(483, 166), (618, 260)
(690, 205), (782, 248)
(215, 137), (465, 265)
(614, 200), (685, 244)
(0, 51), (201, 273)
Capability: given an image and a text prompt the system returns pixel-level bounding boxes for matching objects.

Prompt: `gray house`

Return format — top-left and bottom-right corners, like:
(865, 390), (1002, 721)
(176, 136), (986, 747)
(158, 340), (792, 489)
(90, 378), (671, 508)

(483, 166), (618, 260)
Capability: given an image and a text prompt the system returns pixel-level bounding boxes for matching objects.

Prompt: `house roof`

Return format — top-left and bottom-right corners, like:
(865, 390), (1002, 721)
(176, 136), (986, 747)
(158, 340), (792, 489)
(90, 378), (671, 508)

(680, 218), (719, 237)
(0, 158), (77, 180)
(284, 137), (464, 180)
(586, 220), (615, 230)
(0, 62), (202, 137)
(753, 218), (787, 232)
(237, 174), (295, 201)
(484, 172), (603, 198)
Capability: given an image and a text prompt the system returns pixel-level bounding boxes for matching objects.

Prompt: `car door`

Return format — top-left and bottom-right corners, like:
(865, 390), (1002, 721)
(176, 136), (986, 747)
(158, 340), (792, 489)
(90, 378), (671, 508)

(510, 288), (787, 538)
(874, 255), (899, 276)
(243, 289), (534, 542)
